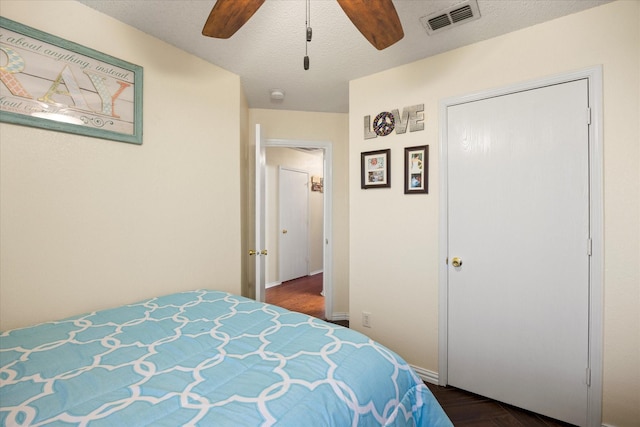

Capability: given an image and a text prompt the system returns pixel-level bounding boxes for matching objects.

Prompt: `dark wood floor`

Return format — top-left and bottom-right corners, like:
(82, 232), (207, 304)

(425, 383), (577, 426)
(266, 273), (326, 319)
(266, 273), (350, 328)
(266, 275), (575, 426)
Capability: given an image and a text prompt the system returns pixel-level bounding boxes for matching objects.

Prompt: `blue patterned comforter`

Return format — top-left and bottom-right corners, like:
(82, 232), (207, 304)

(0, 290), (452, 426)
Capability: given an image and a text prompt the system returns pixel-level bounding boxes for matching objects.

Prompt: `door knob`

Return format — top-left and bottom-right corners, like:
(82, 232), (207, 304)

(451, 257), (463, 267)
(282, 229), (288, 234)
(249, 249), (268, 256)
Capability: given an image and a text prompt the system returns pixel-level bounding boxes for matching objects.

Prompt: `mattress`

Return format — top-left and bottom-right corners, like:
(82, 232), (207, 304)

(0, 290), (452, 426)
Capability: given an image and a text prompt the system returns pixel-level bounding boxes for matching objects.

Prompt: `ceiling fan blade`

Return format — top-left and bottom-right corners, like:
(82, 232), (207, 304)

(337, 0), (404, 50)
(202, 0), (265, 38)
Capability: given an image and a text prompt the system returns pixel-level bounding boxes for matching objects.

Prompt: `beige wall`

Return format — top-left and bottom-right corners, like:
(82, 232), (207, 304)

(2, 0), (636, 424)
(349, 1), (639, 426)
(0, 1), (244, 330)
(248, 109), (349, 318)
(265, 147), (324, 284)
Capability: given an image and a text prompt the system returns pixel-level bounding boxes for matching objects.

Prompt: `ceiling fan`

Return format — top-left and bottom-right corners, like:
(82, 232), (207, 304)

(201, 0), (404, 50)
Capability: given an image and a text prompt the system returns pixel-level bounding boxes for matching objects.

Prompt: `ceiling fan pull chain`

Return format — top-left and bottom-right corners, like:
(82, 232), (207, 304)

(304, 0), (311, 70)
(307, 0), (312, 42)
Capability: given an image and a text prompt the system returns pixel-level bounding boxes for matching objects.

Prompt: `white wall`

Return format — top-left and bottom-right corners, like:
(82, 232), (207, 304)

(249, 109), (349, 317)
(0, 1), (244, 330)
(348, 1), (639, 426)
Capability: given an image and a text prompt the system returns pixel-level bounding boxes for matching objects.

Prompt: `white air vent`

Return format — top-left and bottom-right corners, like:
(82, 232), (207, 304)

(420, 0), (481, 35)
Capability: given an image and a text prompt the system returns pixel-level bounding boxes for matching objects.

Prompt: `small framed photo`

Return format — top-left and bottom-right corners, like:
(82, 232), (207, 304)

(404, 145), (428, 194)
(311, 176), (323, 192)
(361, 149), (391, 189)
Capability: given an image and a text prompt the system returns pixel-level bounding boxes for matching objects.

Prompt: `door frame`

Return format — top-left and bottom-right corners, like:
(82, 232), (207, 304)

(438, 66), (603, 426)
(278, 166), (310, 282)
(266, 138), (334, 320)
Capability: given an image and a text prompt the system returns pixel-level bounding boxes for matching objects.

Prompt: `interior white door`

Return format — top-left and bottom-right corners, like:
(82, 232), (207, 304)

(253, 124), (266, 302)
(447, 80), (590, 426)
(279, 167), (309, 282)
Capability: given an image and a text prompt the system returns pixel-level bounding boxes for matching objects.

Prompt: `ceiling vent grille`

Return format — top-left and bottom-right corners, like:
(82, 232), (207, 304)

(420, 0), (481, 35)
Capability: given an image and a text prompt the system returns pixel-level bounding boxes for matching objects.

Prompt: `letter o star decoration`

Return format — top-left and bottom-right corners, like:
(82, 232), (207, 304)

(373, 111), (395, 136)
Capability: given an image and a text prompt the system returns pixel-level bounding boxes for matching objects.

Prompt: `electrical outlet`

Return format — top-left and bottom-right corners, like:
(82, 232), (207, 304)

(362, 311), (371, 328)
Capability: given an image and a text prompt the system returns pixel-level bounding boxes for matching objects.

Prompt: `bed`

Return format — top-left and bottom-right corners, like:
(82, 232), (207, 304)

(0, 290), (452, 426)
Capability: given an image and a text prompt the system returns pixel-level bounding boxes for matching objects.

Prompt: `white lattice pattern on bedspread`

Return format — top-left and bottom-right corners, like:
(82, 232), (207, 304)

(0, 290), (452, 426)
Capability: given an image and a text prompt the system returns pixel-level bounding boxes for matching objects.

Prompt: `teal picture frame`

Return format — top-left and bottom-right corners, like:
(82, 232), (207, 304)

(0, 17), (143, 145)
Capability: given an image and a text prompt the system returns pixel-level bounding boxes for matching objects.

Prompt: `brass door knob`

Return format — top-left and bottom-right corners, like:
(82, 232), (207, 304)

(282, 229), (288, 234)
(248, 250), (257, 256)
(260, 249), (268, 256)
(451, 257), (463, 267)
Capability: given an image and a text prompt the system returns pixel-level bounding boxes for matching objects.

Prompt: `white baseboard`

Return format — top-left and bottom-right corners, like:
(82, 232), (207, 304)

(328, 312), (349, 321)
(267, 271), (322, 289)
(265, 281), (282, 289)
(411, 365), (439, 385)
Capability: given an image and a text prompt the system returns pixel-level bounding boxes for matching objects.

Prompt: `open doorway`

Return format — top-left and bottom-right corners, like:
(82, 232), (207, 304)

(262, 141), (333, 321)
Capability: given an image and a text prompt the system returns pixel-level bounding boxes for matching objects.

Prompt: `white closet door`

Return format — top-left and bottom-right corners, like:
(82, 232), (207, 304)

(447, 79), (590, 426)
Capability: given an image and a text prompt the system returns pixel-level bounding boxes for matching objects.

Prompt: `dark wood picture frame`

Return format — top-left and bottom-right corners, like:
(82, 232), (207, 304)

(404, 145), (428, 194)
(361, 149), (391, 189)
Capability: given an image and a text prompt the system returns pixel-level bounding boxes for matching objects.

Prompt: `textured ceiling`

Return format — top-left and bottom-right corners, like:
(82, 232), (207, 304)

(76, 0), (612, 113)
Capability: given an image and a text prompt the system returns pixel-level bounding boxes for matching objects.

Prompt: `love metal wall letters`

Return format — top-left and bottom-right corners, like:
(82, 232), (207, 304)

(364, 104), (424, 139)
